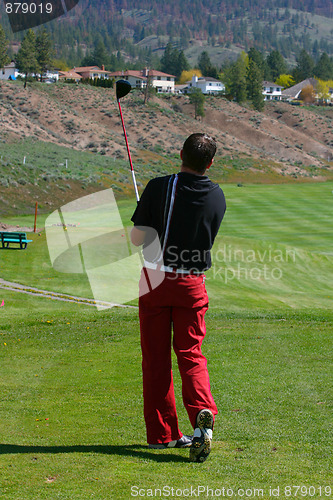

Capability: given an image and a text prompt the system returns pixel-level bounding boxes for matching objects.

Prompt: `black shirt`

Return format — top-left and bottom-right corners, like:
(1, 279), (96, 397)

(131, 172), (226, 272)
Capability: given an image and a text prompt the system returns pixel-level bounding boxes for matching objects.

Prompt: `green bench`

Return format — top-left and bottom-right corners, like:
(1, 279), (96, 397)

(0, 231), (33, 249)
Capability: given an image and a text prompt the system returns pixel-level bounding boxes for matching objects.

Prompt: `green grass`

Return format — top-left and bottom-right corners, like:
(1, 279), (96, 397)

(0, 182), (332, 498)
(220, 183), (333, 252)
(2, 182), (332, 310)
(0, 293), (332, 499)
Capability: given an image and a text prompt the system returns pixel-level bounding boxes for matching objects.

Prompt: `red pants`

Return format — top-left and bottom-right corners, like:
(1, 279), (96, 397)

(139, 269), (218, 444)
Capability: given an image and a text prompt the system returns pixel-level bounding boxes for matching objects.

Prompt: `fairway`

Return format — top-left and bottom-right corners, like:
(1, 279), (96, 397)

(0, 182), (332, 499)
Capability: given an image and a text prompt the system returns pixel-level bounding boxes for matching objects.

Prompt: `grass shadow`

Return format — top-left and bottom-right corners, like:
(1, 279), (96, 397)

(0, 443), (189, 463)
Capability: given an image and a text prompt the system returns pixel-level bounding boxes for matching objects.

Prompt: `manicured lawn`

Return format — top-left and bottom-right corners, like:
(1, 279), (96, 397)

(0, 293), (332, 499)
(0, 182), (332, 498)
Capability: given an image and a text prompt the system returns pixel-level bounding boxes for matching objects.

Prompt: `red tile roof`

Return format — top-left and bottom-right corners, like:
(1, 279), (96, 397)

(108, 69), (176, 79)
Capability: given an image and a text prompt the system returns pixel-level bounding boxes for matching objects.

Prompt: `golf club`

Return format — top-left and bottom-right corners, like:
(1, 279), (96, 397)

(116, 79), (140, 202)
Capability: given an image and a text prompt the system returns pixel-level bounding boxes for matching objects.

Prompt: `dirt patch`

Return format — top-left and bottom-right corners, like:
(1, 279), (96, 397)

(0, 223), (43, 232)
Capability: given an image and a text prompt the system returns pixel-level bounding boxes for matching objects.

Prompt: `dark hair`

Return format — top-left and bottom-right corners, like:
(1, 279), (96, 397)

(182, 133), (217, 173)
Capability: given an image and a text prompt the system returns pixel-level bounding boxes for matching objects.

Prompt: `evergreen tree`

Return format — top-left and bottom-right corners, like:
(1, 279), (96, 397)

(36, 29), (54, 81)
(198, 51), (218, 78)
(293, 49), (314, 82)
(229, 54), (247, 103)
(247, 59), (264, 111)
(76, 44), (84, 64)
(93, 39), (109, 68)
(80, 51), (96, 67)
(266, 50), (286, 81)
(176, 50), (190, 79)
(313, 53), (333, 80)
(16, 29), (40, 88)
(160, 42), (175, 74)
(160, 42), (189, 80)
(0, 26), (10, 73)
(189, 87), (205, 120)
(247, 47), (265, 78)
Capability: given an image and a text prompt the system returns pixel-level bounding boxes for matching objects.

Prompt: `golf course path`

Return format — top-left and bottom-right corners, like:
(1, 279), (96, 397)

(0, 278), (137, 309)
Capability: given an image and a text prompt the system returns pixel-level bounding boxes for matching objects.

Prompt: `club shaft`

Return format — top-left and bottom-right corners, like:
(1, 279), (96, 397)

(117, 99), (140, 202)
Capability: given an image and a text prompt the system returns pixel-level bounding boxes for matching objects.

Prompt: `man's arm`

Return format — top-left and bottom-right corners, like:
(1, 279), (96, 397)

(131, 226), (146, 246)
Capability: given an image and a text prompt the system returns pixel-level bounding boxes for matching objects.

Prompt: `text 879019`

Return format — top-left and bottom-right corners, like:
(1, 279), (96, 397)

(5, 2), (53, 14)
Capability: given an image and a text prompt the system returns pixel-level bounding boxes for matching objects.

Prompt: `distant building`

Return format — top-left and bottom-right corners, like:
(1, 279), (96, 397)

(282, 78), (318, 101)
(262, 81), (283, 101)
(0, 62), (19, 80)
(72, 66), (111, 79)
(184, 75), (225, 95)
(0, 62), (59, 82)
(109, 69), (176, 93)
(58, 70), (82, 83)
(282, 77), (333, 103)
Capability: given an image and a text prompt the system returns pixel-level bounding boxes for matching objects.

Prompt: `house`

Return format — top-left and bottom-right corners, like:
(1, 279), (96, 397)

(0, 62), (19, 80)
(184, 75), (225, 95)
(262, 81), (283, 101)
(0, 63), (59, 82)
(109, 69), (176, 93)
(282, 78), (333, 103)
(43, 69), (59, 82)
(58, 70), (83, 83)
(282, 78), (317, 101)
(72, 65), (111, 79)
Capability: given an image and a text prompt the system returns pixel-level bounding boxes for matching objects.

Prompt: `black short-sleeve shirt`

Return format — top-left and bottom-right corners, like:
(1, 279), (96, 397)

(131, 172), (226, 272)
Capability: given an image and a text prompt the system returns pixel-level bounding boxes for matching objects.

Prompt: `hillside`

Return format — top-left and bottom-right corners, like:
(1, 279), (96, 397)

(0, 80), (332, 214)
(0, 0), (332, 68)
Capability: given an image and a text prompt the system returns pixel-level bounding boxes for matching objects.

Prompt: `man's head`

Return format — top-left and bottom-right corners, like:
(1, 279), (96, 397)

(181, 133), (217, 174)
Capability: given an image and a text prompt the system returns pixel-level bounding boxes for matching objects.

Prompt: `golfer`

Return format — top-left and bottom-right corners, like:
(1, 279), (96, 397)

(131, 133), (226, 462)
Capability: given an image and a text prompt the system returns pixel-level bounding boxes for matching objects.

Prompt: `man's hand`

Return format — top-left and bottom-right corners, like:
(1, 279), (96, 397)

(131, 226), (146, 246)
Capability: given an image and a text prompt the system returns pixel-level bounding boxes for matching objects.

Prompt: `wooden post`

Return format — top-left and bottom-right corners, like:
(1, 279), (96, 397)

(34, 202), (38, 233)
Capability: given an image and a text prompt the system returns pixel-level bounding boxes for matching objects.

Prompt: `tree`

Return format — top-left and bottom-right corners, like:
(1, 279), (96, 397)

(228, 54), (248, 103)
(266, 50), (287, 81)
(176, 51), (190, 80)
(275, 74), (295, 89)
(247, 59), (264, 111)
(189, 88), (205, 120)
(160, 42), (174, 72)
(16, 29), (39, 88)
(299, 84), (315, 103)
(160, 42), (189, 80)
(80, 38), (109, 69)
(93, 38), (109, 68)
(293, 49), (314, 82)
(0, 26), (10, 72)
(313, 53), (333, 81)
(53, 59), (70, 71)
(36, 29), (54, 82)
(179, 69), (202, 85)
(80, 51), (96, 67)
(316, 79), (330, 104)
(198, 51), (218, 78)
(247, 47), (265, 78)
(143, 70), (154, 105)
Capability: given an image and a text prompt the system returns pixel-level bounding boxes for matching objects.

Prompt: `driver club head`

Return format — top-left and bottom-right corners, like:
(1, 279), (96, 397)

(116, 79), (132, 100)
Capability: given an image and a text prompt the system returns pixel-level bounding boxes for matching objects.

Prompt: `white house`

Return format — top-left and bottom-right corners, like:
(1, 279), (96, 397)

(44, 69), (59, 82)
(109, 69), (176, 93)
(262, 81), (283, 101)
(185, 75), (225, 95)
(0, 62), (19, 80)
